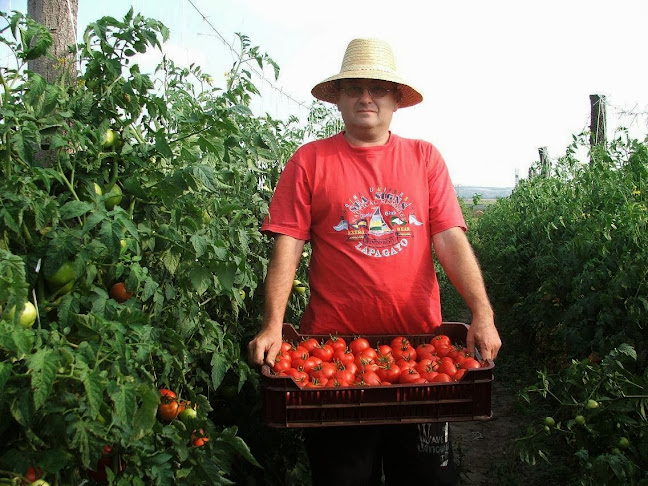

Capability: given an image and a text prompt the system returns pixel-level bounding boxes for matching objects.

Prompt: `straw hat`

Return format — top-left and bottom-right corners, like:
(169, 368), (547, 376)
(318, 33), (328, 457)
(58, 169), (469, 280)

(311, 38), (423, 108)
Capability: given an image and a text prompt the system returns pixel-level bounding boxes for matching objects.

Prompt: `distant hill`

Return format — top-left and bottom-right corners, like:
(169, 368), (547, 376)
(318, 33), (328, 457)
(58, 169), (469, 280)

(455, 186), (513, 199)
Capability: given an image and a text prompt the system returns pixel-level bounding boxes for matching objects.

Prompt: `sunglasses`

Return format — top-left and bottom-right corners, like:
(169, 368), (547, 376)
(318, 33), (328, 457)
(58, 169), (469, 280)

(338, 85), (396, 99)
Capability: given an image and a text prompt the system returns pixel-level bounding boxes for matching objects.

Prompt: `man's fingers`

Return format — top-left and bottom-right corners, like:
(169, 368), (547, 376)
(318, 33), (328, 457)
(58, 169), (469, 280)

(264, 342), (281, 367)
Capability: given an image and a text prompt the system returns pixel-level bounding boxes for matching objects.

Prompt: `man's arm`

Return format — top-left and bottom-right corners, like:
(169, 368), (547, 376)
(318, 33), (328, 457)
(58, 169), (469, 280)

(248, 234), (306, 366)
(432, 227), (501, 360)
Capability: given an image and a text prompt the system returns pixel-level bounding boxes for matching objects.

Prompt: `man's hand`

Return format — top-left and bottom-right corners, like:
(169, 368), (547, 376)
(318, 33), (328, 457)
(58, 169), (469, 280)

(248, 326), (284, 367)
(466, 315), (501, 361)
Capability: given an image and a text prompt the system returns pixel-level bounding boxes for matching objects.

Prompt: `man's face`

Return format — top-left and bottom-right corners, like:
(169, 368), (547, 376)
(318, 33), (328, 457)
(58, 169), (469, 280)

(335, 79), (400, 135)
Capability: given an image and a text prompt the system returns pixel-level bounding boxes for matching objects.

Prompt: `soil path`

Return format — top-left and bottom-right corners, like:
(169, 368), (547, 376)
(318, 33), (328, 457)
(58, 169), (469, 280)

(452, 380), (523, 485)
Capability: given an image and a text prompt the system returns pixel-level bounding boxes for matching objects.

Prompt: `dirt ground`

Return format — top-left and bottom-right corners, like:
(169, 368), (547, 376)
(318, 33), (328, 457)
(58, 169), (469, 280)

(452, 380), (524, 485)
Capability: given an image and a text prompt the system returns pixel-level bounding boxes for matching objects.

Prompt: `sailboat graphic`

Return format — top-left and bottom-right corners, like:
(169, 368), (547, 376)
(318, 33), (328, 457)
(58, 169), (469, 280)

(368, 207), (391, 235)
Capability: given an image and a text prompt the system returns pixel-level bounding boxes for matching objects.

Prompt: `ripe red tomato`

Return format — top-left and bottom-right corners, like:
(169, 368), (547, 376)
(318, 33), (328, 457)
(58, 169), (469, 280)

(432, 334), (451, 347)
(325, 335), (347, 352)
(457, 357), (481, 370)
(110, 282), (133, 303)
(310, 362), (336, 381)
(300, 338), (320, 353)
(330, 377), (352, 387)
(280, 341), (293, 353)
(431, 372), (453, 383)
(453, 369), (467, 381)
(390, 336), (410, 349)
(433, 344), (452, 358)
(333, 348), (355, 366)
(349, 337), (370, 355)
(437, 360), (458, 378)
(377, 344), (393, 359)
(159, 388), (177, 399)
(357, 371), (382, 386)
(305, 377), (328, 387)
(416, 343), (436, 360)
(272, 358), (291, 374)
(287, 368), (309, 385)
(336, 361), (358, 375)
(289, 346), (309, 362)
(335, 369), (355, 383)
(25, 466), (42, 482)
(357, 347), (378, 361)
(399, 368), (422, 384)
(392, 344), (417, 362)
(310, 344), (335, 362)
(395, 357), (416, 370)
(376, 363), (402, 384)
(301, 357), (321, 373)
(158, 400), (180, 421)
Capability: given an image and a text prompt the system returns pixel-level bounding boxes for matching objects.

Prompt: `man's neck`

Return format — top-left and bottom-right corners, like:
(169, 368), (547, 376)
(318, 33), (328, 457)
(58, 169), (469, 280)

(343, 130), (391, 147)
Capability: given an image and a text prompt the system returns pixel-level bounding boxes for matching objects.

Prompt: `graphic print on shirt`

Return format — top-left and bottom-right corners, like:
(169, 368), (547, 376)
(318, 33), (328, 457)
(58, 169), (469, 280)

(332, 186), (424, 258)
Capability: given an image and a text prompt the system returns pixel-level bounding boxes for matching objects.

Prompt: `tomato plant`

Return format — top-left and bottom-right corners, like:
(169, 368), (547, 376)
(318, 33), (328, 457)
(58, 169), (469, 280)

(0, 9), (318, 485)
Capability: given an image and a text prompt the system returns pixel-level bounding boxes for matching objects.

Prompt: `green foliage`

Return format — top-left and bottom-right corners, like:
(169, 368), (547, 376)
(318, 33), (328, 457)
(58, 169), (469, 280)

(473, 131), (648, 484)
(515, 345), (648, 485)
(0, 9), (322, 485)
(475, 132), (648, 365)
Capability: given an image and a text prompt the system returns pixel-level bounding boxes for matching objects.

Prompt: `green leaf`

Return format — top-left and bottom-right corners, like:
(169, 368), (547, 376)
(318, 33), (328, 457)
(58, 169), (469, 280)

(28, 348), (60, 410)
(108, 382), (137, 425)
(69, 418), (92, 467)
(210, 352), (229, 390)
(60, 200), (93, 219)
(190, 234), (210, 258)
(131, 384), (159, 441)
(217, 428), (261, 468)
(215, 262), (236, 291)
(83, 369), (105, 419)
(155, 133), (173, 158)
(189, 267), (212, 296)
(0, 361), (12, 391)
(161, 250), (180, 275)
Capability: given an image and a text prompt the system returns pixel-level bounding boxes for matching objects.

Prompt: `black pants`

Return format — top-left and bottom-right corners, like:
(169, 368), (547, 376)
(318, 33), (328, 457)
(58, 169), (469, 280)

(304, 422), (459, 486)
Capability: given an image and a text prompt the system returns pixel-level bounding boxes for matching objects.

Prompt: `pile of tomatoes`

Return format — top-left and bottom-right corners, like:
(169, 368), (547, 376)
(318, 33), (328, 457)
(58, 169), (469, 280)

(271, 334), (483, 388)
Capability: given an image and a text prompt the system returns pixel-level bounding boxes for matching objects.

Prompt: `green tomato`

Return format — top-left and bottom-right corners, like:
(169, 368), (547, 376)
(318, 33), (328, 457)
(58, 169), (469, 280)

(7, 301), (37, 328)
(102, 128), (117, 149)
(574, 415), (586, 426)
(585, 399), (599, 409)
(178, 407), (198, 426)
(104, 185), (123, 210)
(30, 481), (50, 486)
(618, 437), (630, 449)
(292, 279), (307, 294)
(46, 261), (76, 289)
(611, 447), (621, 456)
(543, 416), (556, 427)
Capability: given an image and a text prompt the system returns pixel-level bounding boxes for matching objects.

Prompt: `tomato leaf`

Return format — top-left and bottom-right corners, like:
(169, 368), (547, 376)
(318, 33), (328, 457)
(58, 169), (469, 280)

(0, 362), (11, 397)
(107, 382), (137, 426)
(60, 200), (93, 219)
(28, 348), (60, 410)
(83, 369), (105, 419)
(210, 353), (229, 390)
(189, 267), (212, 296)
(216, 428), (261, 468)
(215, 262), (236, 291)
(131, 384), (158, 441)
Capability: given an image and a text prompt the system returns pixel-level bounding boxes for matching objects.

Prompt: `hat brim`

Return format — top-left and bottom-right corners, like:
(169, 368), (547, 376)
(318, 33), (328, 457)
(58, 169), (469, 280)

(311, 71), (423, 108)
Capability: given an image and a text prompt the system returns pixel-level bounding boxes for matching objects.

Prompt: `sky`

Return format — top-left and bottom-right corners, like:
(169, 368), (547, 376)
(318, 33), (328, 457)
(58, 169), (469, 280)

(2, 0), (648, 188)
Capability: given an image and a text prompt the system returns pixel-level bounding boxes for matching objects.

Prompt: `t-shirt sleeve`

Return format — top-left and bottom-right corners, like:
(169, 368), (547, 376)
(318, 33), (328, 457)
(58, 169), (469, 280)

(260, 156), (312, 240)
(427, 145), (467, 234)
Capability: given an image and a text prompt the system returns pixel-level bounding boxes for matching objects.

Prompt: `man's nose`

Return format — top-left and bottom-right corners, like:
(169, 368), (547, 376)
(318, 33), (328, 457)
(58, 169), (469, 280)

(358, 88), (373, 102)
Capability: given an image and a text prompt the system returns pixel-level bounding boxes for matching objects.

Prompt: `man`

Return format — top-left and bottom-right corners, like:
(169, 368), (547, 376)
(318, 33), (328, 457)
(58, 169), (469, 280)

(248, 38), (501, 485)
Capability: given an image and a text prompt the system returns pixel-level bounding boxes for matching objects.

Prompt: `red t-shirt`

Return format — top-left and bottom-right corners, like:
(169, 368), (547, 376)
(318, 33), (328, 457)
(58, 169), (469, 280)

(261, 132), (466, 336)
